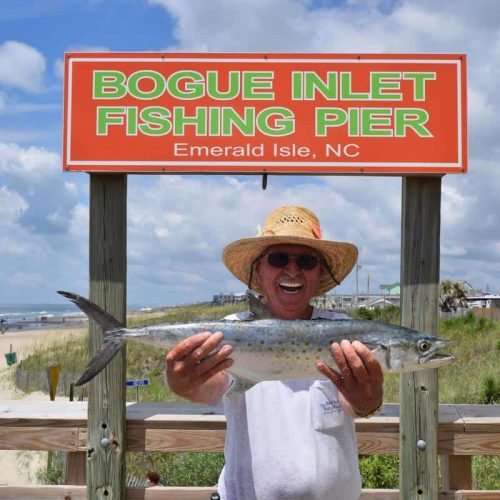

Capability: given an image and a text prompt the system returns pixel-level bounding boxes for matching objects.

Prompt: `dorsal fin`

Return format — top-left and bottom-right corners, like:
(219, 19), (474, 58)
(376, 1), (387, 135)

(246, 290), (275, 319)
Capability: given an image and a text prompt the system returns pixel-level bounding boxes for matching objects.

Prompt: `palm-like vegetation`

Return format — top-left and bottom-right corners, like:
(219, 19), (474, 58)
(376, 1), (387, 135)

(439, 280), (469, 312)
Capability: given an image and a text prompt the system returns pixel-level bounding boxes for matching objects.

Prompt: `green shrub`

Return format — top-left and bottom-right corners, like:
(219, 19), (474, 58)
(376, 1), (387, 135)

(473, 456), (500, 490)
(479, 377), (500, 404)
(36, 453), (63, 485)
(359, 455), (398, 488)
(127, 451), (224, 486)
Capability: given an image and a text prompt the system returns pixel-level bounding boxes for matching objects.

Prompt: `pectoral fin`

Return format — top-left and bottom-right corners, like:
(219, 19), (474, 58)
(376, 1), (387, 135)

(361, 341), (388, 353)
(362, 342), (390, 371)
(225, 376), (257, 397)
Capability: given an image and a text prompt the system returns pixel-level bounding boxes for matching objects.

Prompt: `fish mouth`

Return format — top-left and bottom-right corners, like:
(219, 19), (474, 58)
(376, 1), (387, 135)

(421, 352), (455, 367)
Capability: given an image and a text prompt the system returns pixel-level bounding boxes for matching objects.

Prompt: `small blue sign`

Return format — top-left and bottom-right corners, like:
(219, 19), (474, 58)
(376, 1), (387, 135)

(126, 379), (149, 387)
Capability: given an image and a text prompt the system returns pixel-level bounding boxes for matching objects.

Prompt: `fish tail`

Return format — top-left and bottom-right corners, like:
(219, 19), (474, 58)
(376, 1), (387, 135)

(57, 290), (124, 332)
(57, 291), (125, 386)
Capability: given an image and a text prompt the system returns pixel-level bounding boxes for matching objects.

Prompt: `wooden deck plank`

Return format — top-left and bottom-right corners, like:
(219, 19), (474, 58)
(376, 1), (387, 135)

(0, 401), (468, 428)
(456, 404), (500, 433)
(126, 428), (226, 452)
(0, 487), (498, 500)
(0, 426), (80, 451)
(2, 426), (497, 455)
(0, 401), (498, 456)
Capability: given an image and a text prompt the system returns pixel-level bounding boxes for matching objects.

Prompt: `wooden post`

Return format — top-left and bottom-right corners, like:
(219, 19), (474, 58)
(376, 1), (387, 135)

(88, 173), (127, 499)
(400, 176), (441, 499)
(48, 364), (60, 401)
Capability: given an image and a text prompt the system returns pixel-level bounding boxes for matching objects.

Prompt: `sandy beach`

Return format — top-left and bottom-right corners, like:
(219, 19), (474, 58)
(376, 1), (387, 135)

(0, 324), (87, 485)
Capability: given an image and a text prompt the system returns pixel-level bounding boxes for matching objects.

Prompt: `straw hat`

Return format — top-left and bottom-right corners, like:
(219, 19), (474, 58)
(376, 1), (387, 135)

(222, 205), (358, 296)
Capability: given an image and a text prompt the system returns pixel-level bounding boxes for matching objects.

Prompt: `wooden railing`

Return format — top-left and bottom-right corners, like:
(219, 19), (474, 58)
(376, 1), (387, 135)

(0, 401), (498, 499)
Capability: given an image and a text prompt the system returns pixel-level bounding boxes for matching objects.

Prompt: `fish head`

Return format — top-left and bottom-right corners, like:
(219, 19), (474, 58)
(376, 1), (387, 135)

(386, 334), (454, 372)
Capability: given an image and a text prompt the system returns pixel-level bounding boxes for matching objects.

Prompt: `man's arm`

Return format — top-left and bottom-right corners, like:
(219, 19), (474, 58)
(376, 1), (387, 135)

(316, 339), (384, 418)
(165, 331), (233, 405)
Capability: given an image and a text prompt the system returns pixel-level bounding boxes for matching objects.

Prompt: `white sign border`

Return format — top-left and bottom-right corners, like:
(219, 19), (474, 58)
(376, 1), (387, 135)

(65, 56), (464, 172)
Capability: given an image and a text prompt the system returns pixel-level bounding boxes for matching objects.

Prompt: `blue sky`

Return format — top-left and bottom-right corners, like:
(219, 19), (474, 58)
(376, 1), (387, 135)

(1, 0), (500, 306)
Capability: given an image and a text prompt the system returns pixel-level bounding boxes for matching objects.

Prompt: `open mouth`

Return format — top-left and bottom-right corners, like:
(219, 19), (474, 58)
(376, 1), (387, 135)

(422, 352), (455, 366)
(279, 282), (303, 294)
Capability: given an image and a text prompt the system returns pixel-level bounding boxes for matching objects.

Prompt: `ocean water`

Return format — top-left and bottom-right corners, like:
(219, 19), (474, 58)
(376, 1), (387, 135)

(0, 302), (152, 326)
(0, 303), (83, 323)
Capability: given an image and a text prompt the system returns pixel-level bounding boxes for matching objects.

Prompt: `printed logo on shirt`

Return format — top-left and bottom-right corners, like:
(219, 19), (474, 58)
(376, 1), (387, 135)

(320, 398), (342, 415)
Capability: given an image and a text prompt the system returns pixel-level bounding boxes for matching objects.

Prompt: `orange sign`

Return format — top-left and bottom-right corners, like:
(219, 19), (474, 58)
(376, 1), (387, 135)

(63, 53), (467, 174)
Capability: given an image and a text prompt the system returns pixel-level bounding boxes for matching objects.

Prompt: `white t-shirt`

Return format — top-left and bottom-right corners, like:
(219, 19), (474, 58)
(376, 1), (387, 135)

(217, 308), (362, 500)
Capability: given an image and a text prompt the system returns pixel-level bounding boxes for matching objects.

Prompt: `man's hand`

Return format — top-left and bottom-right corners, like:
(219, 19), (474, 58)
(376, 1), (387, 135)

(165, 331), (233, 404)
(316, 339), (384, 417)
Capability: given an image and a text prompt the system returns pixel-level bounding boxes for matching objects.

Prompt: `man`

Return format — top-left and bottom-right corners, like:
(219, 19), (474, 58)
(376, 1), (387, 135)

(166, 205), (384, 499)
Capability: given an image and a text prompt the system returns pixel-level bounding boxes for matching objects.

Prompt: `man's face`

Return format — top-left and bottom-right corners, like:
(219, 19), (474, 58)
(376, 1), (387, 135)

(254, 243), (325, 320)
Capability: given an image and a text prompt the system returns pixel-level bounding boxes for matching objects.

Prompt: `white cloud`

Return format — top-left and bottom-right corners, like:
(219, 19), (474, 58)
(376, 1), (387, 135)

(0, 41), (46, 92)
(0, 141), (60, 181)
(68, 202), (89, 237)
(442, 185), (468, 227)
(0, 185), (28, 225)
(442, 244), (467, 257)
(10, 272), (46, 288)
(393, 5), (463, 41)
(54, 58), (64, 80)
(0, 232), (44, 257)
(125, 174), (403, 300)
(64, 181), (77, 195)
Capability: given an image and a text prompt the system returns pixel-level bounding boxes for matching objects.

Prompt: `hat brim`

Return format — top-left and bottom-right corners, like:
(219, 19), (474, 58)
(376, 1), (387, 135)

(222, 235), (358, 296)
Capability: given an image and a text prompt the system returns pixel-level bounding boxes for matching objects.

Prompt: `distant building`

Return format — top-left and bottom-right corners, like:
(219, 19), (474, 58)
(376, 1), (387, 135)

(379, 283), (400, 295)
(212, 292), (246, 305)
(465, 295), (500, 309)
(365, 297), (399, 310)
(313, 292), (399, 311)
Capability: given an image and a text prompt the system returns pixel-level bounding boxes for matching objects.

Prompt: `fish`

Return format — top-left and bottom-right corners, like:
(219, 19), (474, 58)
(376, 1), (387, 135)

(58, 290), (454, 392)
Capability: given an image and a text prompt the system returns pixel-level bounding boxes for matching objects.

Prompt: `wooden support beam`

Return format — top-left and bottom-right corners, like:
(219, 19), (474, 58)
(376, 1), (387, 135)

(89, 173), (127, 499)
(441, 455), (473, 490)
(400, 176), (442, 500)
(65, 451), (87, 485)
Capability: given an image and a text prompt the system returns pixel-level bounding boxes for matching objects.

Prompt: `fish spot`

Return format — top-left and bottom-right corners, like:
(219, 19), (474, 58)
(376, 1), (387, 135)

(268, 347), (273, 352)
(296, 356), (301, 360)
(302, 349), (307, 354)
(247, 343), (253, 347)
(317, 348), (323, 352)
(260, 340), (265, 345)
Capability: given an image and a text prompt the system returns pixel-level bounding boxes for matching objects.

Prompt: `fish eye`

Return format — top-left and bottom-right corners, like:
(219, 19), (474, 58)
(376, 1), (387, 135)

(418, 340), (431, 352)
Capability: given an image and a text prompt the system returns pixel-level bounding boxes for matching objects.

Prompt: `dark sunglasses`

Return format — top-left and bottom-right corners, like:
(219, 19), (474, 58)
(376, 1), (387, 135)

(247, 251), (341, 290)
(264, 252), (321, 270)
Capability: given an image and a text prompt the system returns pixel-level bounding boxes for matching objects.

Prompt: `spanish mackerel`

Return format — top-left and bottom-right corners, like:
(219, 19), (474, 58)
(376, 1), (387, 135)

(58, 291), (453, 391)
